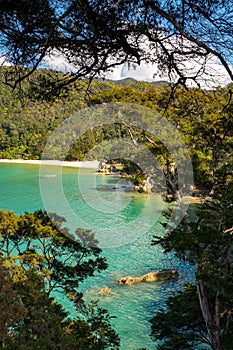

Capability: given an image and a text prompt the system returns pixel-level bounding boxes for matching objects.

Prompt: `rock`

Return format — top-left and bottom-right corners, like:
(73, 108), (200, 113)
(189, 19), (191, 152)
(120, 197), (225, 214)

(142, 269), (178, 282)
(115, 269), (178, 285)
(98, 286), (113, 295)
(115, 276), (141, 285)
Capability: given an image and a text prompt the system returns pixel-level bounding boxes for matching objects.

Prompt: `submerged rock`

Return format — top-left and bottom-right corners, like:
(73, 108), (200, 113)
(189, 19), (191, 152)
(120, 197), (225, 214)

(98, 286), (113, 295)
(115, 269), (178, 286)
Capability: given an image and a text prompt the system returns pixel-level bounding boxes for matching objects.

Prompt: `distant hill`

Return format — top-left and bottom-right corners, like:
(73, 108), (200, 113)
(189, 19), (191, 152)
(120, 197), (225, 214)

(101, 77), (170, 87)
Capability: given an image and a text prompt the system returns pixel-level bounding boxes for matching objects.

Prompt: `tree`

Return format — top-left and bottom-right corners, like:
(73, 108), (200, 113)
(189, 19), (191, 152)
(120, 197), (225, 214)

(1, 1), (233, 92)
(0, 257), (27, 347)
(150, 284), (210, 350)
(152, 180), (233, 350)
(0, 210), (120, 349)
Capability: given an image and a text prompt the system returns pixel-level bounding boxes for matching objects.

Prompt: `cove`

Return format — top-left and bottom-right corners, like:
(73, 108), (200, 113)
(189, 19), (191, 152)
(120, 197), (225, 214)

(0, 163), (194, 350)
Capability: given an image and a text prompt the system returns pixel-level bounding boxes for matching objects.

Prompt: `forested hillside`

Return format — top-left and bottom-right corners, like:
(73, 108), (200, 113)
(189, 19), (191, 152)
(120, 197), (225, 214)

(0, 68), (232, 192)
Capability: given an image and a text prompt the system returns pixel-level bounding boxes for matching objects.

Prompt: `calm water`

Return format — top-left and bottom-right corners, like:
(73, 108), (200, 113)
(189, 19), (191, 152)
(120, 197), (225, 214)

(0, 163), (194, 350)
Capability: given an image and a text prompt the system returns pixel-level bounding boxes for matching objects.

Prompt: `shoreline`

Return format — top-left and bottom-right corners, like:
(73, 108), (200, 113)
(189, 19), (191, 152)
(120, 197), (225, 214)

(0, 159), (205, 203)
(0, 159), (99, 169)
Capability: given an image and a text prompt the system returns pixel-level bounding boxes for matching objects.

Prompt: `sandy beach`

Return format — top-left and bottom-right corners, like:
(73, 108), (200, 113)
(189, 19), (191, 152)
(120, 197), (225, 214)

(0, 159), (99, 169)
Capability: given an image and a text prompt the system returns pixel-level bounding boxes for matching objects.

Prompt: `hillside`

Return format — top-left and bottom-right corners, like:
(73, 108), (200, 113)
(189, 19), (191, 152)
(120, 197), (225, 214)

(0, 67), (232, 191)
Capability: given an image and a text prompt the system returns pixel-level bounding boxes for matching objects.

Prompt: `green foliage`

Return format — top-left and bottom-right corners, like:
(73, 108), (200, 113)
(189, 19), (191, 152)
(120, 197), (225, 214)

(150, 284), (209, 349)
(152, 180), (233, 349)
(0, 258), (27, 344)
(0, 210), (120, 349)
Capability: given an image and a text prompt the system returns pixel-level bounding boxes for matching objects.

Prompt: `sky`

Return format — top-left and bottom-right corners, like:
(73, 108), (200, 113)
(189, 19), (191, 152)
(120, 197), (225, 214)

(104, 59), (231, 88)
(42, 49), (231, 89)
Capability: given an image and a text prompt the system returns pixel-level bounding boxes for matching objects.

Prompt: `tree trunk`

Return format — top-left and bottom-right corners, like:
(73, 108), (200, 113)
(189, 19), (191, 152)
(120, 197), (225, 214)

(196, 266), (224, 350)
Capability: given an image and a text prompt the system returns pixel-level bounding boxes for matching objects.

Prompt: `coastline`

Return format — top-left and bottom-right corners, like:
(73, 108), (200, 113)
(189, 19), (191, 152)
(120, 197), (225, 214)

(0, 159), (99, 169)
(0, 159), (205, 202)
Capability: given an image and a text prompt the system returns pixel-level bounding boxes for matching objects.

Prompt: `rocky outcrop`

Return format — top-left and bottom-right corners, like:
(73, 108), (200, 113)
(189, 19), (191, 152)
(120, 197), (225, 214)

(115, 269), (178, 286)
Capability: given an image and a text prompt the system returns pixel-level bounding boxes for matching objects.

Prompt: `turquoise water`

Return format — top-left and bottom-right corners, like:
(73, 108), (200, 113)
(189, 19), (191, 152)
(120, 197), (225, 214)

(0, 163), (194, 349)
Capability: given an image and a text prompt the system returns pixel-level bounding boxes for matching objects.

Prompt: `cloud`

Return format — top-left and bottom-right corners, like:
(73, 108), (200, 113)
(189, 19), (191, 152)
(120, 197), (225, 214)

(0, 54), (12, 66)
(104, 56), (231, 89)
(105, 62), (159, 82)
(104, 35), (232, 88)
(42, 50), (76, 72)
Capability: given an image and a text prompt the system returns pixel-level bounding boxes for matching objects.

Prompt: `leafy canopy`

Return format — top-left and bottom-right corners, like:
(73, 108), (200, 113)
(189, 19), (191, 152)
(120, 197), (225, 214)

(0, 210), (120, 349)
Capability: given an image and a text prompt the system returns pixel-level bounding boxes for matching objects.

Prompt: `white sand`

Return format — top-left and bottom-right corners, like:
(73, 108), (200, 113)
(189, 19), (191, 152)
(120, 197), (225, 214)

(0, 159), (99, 169)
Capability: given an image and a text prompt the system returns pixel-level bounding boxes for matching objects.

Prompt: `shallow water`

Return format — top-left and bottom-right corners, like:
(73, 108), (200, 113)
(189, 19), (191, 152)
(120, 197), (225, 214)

(0, 163), (194, 349)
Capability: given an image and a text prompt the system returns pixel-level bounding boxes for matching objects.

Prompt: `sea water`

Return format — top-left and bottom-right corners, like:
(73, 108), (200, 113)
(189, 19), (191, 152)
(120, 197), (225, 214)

(0, 163), (194, 350)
